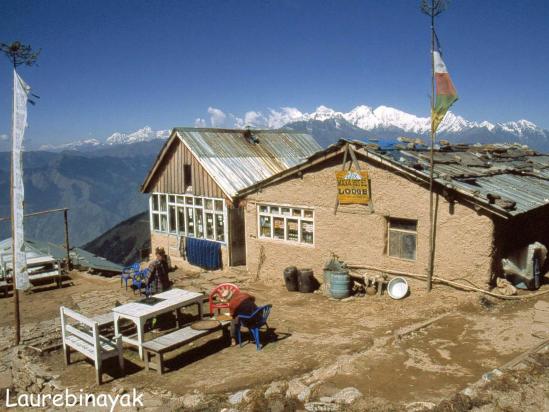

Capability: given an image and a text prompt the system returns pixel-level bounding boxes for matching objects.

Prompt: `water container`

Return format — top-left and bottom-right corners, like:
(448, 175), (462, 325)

(298, 269), (316, 293)
(330, 272), (351, 299)
(324, 257), (347, 295)
(283, 266), (298, 292)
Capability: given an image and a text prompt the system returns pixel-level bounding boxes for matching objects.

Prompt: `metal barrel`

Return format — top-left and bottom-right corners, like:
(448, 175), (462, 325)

(329, 271), (351, 299)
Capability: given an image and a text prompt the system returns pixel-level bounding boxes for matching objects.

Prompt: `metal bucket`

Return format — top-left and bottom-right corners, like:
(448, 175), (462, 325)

(330, 272), (351, 299)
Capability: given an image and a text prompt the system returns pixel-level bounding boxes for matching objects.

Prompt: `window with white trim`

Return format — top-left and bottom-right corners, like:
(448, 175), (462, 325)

(258, 204), (314, 245)
(150, 193), (227, 243)
(388, 218), (417, 260)
(151, 194), (168, 232)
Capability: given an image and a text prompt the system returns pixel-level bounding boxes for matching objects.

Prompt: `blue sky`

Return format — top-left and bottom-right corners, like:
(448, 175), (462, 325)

(1, 0), (548, 147)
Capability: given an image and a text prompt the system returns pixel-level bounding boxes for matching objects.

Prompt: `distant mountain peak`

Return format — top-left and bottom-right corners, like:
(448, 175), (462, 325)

(106, 126), (170, 145)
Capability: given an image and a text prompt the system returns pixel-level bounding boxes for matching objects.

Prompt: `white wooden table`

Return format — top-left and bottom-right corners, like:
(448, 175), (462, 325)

(112, 288), (204, 359)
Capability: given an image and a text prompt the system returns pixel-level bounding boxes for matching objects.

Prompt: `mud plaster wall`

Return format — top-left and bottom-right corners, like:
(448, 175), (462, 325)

(244, 154), (495, 285)
(492, 205), (549, 279)
(150, 232), (229, 270)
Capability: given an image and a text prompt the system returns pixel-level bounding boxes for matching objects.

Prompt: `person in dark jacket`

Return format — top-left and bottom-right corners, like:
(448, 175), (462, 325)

(147, 247), (171, 293)
(228, 290), (258, 346)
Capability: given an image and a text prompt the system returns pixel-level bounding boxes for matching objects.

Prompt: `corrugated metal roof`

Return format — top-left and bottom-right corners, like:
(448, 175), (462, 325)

(173, 128), (321, 198)
(70, 248), (124, 273)
(0, 238), (66, 266)
(359, 142), (549, 217)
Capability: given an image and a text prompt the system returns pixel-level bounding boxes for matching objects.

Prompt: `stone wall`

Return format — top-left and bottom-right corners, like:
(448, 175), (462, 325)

(243, 153), (495, 285)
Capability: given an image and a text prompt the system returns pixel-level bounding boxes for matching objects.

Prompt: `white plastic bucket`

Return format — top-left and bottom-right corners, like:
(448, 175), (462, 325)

(387, 277), (409, 299)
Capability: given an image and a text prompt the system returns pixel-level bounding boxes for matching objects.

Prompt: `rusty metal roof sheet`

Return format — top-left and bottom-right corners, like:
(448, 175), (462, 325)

(173, 128), (321, 198)
(364, 142), (549, 217)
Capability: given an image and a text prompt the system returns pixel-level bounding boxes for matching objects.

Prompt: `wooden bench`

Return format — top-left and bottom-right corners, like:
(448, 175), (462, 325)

(60, 306), (124, 384)
(142, 321), (230, 375)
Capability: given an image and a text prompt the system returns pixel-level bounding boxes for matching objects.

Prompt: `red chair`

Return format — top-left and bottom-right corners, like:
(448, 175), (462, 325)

(209, 283), (240, 316)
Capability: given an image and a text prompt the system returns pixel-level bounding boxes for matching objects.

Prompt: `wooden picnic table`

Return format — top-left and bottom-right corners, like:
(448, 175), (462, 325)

(112, 288), (204, 359)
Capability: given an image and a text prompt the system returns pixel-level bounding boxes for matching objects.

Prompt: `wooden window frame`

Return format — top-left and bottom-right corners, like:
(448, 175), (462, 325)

(387, 218), (418, 261)
(257, 203), (315, 246)
(150, 192), (227, 244)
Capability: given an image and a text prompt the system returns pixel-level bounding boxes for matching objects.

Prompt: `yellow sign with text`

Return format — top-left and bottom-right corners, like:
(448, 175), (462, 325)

(336, 170), (369, 204)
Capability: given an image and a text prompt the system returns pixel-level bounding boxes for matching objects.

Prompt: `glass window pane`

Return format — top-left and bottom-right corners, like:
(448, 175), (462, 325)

(186, 207), (195, 236)
(286, 219), (299, 241)
(153, 213), (160, 231)
(215, 214), (225, 241)
(176, 196), (185, 204)
(205, 199), (213, 210)
(390, 218), (417, 231)
(401, 233), (417, 260)
(259, 205), (268, 213)
(195, 209), (204, 238)
(195, 197), (203, 206)
(301, 221), (314, 244)
(281, 207), (291, 216)
(304, 210), (313, 218)
(152, 195), (159, 211)
(169, 206), (177, 233)
(160, 214), (167, 232)
(168, 195), (175, 203)
(177, 207), (185, 233)
(270, 206), (280, 214)
(259, 216), (271, 237)
(388, 231), (400, 258)
(205, 212), (215, 239)
(159, 195), (167, 212)
(292, 209), (301, 217)
(186, 197), (193, 205)
(215, 200), (223, 212)
(273, 217), (285, 239)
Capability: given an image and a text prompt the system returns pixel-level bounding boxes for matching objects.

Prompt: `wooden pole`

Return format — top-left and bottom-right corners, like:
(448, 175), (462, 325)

(10, 64), (20, 345)
(427, 3), (436, 292)
(0, 207), (69, 222)
(63, 209), (71, 271)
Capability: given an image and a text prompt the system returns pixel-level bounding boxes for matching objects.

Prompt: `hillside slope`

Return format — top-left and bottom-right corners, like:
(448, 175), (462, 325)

(83, 211), (150, 265)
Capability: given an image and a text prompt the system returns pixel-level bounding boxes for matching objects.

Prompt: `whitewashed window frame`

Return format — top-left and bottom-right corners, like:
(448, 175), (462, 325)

(150, 192), (228, 244)
(257, 204), (315, 246)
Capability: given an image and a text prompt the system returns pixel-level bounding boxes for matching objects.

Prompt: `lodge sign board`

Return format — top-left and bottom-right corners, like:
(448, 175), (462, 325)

(336, 170), (369, 204)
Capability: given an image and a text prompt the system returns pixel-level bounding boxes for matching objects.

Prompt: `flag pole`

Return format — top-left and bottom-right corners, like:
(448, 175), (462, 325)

(11, 60), (21, 345)
(427, 2), (436, 292)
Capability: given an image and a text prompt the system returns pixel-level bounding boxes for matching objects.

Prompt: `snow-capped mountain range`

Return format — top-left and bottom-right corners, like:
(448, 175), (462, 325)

(37, 105), (549, 152)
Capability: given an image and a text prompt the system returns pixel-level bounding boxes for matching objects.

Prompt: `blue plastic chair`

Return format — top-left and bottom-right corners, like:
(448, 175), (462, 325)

(132, 268), (150, 295)
(237, 304), (272, 350)
(120, 263), (141, 290)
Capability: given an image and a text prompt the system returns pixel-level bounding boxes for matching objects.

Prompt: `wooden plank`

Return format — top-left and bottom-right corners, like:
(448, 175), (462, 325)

(66, 324), (95, 345)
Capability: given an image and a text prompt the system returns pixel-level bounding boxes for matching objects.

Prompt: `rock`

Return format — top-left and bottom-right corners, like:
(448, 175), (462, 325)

(265, 380), (288, 398)
(319, 396), (335, 403)
(406, 401), (436, 411)
(182, 390), (205, 409)
(332, 387), (362, 405)
(286, 379), (308, 399)
(228, 389), (251, 405)
(305, 402), (340, 411)
(297, 386), (312, 402)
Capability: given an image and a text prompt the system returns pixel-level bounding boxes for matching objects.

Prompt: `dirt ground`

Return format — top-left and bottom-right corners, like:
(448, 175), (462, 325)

(0, 267), (548, 411)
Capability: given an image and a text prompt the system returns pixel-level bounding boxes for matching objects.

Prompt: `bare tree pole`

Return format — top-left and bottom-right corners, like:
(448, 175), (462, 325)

(0, 41), (40, 346)
(421, 0), (448, 292)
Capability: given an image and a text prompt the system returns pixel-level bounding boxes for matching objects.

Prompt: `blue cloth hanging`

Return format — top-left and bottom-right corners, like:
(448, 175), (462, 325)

(185, 237), (221, 270)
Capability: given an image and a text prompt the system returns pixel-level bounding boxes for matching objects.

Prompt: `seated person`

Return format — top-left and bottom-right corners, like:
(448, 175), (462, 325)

(228, 290), (258, 346)
(147, 247), (171, 293)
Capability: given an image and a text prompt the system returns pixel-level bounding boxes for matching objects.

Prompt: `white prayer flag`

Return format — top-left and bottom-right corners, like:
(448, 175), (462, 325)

(12, 70), (31, 291)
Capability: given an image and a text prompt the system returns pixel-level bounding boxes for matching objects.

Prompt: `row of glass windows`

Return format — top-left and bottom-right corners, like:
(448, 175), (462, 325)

(256, 205), (417, 260)
(258, 204), (314, 245)
(150, 193), (226, 243)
